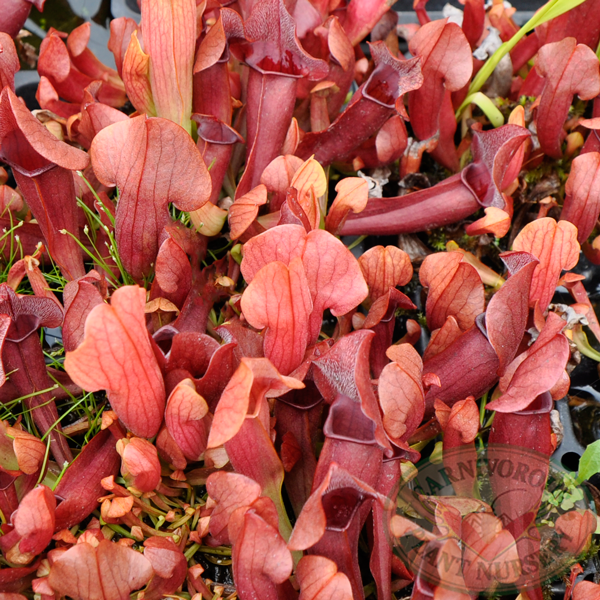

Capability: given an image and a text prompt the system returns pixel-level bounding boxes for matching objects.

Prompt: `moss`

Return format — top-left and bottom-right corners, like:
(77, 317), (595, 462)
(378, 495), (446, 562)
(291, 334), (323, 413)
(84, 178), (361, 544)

(427, 228), (448, 252)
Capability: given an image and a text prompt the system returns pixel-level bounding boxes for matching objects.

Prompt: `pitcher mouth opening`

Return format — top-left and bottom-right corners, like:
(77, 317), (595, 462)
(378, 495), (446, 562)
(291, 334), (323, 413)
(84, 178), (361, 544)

(385, 443), (596, 597)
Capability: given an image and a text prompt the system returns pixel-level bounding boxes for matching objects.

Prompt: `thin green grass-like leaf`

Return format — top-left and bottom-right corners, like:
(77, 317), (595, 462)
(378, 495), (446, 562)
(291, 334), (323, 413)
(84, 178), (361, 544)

(37, 437), (52, 486)
(41, 262), (70, 294)
(461, 93), (505, 127)
(44, 347), (65, 370)
(73, 207), (124, 284)
(0, 386), (60, 424)
(171, 205), (192, 227)
(456, 0), (589, 119)
(0, 218), (69, 293)
(76, 172), (134, 285)
(40, 393), (90, 442)
(0, 217), (25, 283)
(46, 370), (105, 443)
(203, 239), (233, 267)
(51, 460), (71, 490)
(77, 171), (115, 228)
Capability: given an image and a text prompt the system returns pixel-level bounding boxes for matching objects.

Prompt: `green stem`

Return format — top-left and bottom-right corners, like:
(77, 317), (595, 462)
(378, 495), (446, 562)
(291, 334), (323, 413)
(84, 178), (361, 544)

(104, 522), (138, 540)
(196, 545), (232, 556)
(479, 390), (489, 427)
(184, 542), (200, 561)
(347, 235), (367, 250)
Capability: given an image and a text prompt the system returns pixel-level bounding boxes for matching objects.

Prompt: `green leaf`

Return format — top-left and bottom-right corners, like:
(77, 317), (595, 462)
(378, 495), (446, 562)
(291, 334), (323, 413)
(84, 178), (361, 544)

(572, 327), (600, 362)
(231, 243), (243, 265)
(576, 439), (600, 484)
